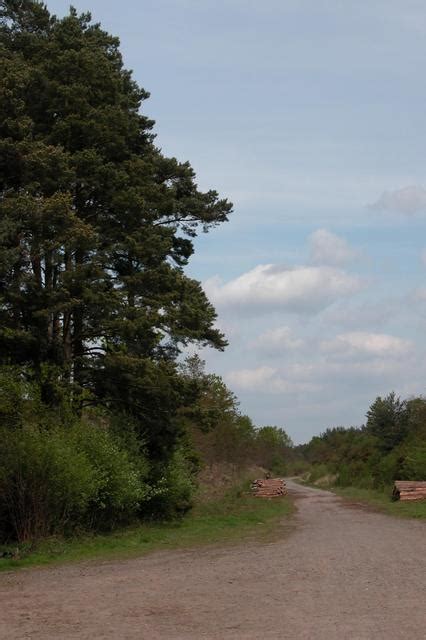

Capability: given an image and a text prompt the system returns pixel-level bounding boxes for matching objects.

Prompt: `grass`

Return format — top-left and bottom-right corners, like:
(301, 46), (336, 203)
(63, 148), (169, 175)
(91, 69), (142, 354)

(0, 485), (293, 573)
(325, 485), (426, 519)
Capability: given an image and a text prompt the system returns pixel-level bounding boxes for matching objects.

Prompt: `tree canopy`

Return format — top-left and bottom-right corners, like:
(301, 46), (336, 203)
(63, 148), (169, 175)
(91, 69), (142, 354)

(300, 392), (426, 487)
(0, 0), (232, 456)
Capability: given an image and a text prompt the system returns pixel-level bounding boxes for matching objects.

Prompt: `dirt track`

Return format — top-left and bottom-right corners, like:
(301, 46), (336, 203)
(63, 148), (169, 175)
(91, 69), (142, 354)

(1, 480), (425, 639)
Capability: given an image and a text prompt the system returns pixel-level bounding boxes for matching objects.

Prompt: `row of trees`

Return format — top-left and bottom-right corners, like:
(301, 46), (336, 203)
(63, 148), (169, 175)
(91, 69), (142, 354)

(0, 352), (294, 543)
(0, 0), (231, 458)
(0, 3), (293, 543)
(180, 355), (294, 474)
(300, 392), (426, 488)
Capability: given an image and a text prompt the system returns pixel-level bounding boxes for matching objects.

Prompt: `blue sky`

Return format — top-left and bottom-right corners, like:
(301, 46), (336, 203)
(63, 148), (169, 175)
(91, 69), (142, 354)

(49, 0), (426, 442)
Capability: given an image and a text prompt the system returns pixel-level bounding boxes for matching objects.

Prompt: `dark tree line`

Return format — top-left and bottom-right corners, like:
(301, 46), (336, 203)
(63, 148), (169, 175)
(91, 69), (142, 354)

(300, 392), (426, 488)
(0, 1), (231, 459)
(0, 2), (295, 544)
(179, 355), (294, 474)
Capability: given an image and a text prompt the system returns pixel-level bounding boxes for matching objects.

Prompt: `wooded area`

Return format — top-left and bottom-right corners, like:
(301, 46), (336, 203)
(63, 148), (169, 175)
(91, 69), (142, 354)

(0, 1), (294, 545)
(299, 392), (426, 493)
(0, 0), (424, 548)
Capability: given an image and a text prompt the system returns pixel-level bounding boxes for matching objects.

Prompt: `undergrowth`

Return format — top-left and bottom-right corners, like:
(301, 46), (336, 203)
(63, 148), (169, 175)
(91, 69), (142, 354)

(0, 482), (293, 572)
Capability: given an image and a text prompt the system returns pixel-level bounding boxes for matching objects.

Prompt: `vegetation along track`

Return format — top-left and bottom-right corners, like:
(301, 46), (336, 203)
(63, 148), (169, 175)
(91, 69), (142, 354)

(1, 480), (425, 639)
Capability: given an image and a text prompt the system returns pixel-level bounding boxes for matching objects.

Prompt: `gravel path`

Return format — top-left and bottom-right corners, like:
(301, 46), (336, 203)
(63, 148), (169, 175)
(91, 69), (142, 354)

(1, 480), (425, 639)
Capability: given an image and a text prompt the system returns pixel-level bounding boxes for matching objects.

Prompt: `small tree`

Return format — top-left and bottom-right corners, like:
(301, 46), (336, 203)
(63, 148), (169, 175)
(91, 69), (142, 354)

(366, 393), (407, 452)
(256, 426), (293, 473)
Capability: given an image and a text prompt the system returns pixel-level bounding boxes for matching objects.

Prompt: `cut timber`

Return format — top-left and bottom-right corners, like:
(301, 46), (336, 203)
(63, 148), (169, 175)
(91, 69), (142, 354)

(251, 478), (287, 498)
(393, 481), (426, 502)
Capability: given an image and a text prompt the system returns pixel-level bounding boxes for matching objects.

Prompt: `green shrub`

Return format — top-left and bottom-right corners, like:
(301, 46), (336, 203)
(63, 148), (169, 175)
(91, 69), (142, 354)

(352, 469), (375, 490)
(286, 460), (310, 476)
(0, 426), (97, 542)
(400, 442), (426, 480)
(308, 463), (330, 483)
(70, 422), (149, 529)
(373, 451), (401, 488)
(146, 447), (197, 519)
(336, 461), (374, 489)
(0, 418), (152, 542)
(335, 464), (352, 487)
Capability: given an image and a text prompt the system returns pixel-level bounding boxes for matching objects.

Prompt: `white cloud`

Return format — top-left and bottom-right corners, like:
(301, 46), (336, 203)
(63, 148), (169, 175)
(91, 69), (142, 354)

(370, 185), (426, 215)
(309, 229), (357, 266)
(321, 331), (412, 358)
(204, 264), (362, 313)
(225, 365), (318, 394)
(317, 298), (403, 331)
(226, 365), (276, 390)
(282, 358), (408, 385)
(252, 326), (304, 352)
(414, 287), (426, 301)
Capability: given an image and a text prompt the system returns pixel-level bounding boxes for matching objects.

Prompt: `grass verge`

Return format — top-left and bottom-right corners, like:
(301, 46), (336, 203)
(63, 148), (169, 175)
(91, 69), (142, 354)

(326, 486), (426, 519)
(0, 485), (293, 573)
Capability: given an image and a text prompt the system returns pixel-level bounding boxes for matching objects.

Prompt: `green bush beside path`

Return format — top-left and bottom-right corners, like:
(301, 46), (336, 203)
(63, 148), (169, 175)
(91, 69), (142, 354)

(0, 487), (293, 572)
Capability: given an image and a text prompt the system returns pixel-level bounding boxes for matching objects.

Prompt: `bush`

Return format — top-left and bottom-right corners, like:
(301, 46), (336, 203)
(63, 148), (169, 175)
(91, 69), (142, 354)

(308, 463), (330, 483)
(372, 451), (401, 488)
(70, 422), (149, 529)
(146, 447), (197, 519)
(400, 441), (426, 480)
(0, 419), (152, 543)
(285, 459), (310, 477)
(0, 426), (97, 542)
(336, 461), (374, 489)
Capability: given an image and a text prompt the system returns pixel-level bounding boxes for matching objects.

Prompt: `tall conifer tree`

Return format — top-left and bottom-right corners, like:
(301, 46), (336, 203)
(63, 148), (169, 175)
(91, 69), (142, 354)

(0, 1), (232, 456)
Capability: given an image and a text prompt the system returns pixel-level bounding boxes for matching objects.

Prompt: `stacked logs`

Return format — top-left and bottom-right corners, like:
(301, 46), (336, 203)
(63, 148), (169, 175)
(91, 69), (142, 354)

(393, 481), (426, 502)
(251, 478), (287, 498)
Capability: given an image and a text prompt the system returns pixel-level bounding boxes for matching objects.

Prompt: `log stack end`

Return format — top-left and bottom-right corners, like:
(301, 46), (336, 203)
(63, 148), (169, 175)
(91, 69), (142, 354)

(251, 478), (287, 498)
(393, 481), (426, 502)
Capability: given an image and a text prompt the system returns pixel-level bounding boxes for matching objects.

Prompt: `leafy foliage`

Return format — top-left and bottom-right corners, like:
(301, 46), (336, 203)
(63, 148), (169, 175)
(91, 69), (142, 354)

(0, 3), (296, 546)
(0, 1), (231, 458)
(366, 392), (408, 452)
(179, 356), (294, 473)
(301, 392), (426, 489)
(0, 424), (98, 542)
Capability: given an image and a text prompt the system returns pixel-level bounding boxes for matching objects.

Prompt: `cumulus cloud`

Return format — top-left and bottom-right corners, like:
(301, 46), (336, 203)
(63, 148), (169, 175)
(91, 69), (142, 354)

(225, 366), (318, 394)
(252, 326), (304, 352)
(309, 229), (357, 266)
(224, 355), (407, 397)
(204, 264), (362, 313)
(317, 298), (403, 331)
(321, 331), (412, 358)
(370, 185), (426, 215)
(414, 287), (426, 301)
(226, 365), (276, 390)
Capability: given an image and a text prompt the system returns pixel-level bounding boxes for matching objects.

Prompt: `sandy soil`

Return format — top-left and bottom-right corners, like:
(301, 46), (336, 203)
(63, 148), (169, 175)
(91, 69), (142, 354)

(1, 480), (425, 640)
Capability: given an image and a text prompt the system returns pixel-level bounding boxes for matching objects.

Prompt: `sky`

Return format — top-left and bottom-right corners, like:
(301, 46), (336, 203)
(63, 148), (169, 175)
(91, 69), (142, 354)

(48, 0), (426, 443)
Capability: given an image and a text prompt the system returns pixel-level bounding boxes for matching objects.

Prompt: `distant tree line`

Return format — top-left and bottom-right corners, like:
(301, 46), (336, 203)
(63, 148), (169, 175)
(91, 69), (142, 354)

(179, 355), (294, 474)
(299, 392), (426, 488)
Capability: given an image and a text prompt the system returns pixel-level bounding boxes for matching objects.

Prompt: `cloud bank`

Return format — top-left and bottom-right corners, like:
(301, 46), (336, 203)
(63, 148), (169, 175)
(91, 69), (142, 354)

(204, 264), (362, 314)
(309, 229), (357, 266)
(252, 326), (304, 353)
(321, 331), (412, 359)
(370, 185), (426, 215)
(225, 365), (319, 394)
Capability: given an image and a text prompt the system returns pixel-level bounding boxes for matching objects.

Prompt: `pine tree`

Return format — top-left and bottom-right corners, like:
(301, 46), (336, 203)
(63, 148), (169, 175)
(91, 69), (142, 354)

(0, 1), (232, 456)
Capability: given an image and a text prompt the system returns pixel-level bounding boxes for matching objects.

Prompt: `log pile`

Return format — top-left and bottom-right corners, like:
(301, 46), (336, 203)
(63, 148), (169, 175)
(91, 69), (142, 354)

(393, 481), (426, 502)
(251, 478), (287, 498)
